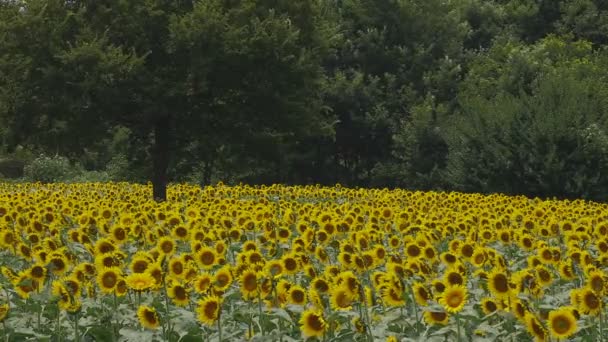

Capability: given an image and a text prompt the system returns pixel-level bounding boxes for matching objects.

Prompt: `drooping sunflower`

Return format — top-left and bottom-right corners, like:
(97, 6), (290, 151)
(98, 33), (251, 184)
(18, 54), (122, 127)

(196, 295), (222, 326)
(423, 310), (449, 325)
(13, 273), (39, 299)
(0, 303), (8, 322)
(439, 285), (467, 313)
(51, 281), (73, 311)
(335, 271), (361, 297)
(381, 283), (406, 307)
(524, 312), (546, 342)
(547, 307), (577, 339)
(412, 282), (431, 306)
(137, 305), (160, 329)
(299, 308), (327, 338)
(480, 297), (500, 315)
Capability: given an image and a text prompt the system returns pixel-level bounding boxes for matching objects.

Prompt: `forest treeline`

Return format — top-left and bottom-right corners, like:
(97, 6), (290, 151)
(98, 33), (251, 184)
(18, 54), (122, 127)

(2, 0), (608, 201)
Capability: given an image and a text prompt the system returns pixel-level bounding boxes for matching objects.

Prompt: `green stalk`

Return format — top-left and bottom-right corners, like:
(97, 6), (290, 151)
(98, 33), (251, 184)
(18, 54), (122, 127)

(408, 284), (419, 334)
(37, 305), (42, 332)
(3, 321), (8, 342)
(162, 276), (172, 339)
(257, 291), (265, 336)
(456, 313), (462, 342)
(55, 305), (61, 342)
(600, 309), (604, 342)
(73, 311), (80, 342)
(217, 311), (222, 342)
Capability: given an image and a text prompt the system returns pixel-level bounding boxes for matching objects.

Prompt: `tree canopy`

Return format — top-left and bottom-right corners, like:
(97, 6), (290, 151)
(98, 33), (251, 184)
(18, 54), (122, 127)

(2, 0), (608, 201)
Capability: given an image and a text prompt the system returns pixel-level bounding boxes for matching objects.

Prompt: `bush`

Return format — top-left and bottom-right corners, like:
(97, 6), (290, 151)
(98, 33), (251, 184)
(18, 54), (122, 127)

(445, 70), (608, 201)
(23, 154), (82, 183)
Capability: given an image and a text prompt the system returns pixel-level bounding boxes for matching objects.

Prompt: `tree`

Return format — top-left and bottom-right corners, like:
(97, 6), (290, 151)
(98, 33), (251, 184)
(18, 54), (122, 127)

(317, 0), (468, 186)
(0, 0), (332, 199)
(445, 37), (608, 200)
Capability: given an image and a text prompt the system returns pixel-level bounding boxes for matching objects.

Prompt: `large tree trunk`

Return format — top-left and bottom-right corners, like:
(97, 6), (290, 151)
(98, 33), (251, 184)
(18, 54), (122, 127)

(152, 115), (170, 201)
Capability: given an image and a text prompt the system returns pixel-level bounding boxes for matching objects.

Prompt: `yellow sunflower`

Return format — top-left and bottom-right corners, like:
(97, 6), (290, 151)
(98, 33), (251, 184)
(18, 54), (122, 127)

(125, 272), (155, 292)
(194, 273), (212, 294)
(239, 269), (259, 299)
(0, 303), (8, 322)
(137, 305), (160, 329)
(288, 285), (307, 306)
(579, 287), (602, 316)
(196, 295), (222, 326)
(213, 266), (233, 291)
(330, 284), (355, 311)
(487, 269), (511, 298)
(423, 310), (449, 325)
(547, 307), (577, 339)
(196, 247), (218, 270)
(524, 312), (546, 342)
(168, 282), (190, 307)
(299, 308), (327, 338)
(96, 267), (122, 294)
(439, 285), (467, 313)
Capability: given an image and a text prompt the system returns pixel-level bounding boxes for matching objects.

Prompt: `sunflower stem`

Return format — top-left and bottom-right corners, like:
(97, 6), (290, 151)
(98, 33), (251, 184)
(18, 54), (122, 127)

(408, 283), (419, 334)
(37, 304), (41, 332)
(217, 311), (222, 342)
(163, 276), (172, 339)
(257, 291), (265, 336)
(600, 309), (604, 342)
(2, 320), (7, 342)
(73, 311), (80, 342)
(55, 305), (61, 342)
(456, 313), (462, 342)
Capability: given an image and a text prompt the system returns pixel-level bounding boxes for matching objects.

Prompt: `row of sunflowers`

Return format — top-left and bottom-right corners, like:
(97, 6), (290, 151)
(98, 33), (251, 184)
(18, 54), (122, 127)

(0, 182), (606, 341)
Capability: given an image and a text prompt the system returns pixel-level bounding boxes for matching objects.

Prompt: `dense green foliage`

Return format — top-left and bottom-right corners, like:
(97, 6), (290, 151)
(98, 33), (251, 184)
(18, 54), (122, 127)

(2, 0), (608, 201)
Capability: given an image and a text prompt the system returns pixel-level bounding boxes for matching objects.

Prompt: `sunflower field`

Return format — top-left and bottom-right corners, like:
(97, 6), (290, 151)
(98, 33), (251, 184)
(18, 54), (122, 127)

(0, 183), (606, 341)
